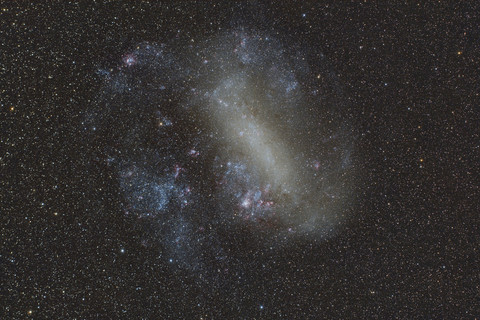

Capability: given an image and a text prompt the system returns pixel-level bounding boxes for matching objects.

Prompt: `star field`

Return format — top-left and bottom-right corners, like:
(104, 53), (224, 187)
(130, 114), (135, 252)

(1, 1), (479, 319)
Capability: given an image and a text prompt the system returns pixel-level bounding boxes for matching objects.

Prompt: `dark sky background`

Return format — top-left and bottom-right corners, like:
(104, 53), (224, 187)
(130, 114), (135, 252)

(1, 1), (479, 319)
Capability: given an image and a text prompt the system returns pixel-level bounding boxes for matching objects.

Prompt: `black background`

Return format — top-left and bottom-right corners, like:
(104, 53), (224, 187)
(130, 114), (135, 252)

(1, 1), (479, 319)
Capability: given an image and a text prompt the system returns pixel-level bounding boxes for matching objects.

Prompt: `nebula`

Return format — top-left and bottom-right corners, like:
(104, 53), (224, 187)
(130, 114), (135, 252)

(87, 29), (356, 273)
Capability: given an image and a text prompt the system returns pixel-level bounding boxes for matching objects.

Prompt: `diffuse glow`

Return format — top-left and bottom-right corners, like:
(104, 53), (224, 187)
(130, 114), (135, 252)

(92, 29), (355, 272)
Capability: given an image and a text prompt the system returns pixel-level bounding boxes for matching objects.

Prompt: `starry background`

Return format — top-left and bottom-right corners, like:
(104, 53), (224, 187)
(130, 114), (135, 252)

(1, 1), (479, 319)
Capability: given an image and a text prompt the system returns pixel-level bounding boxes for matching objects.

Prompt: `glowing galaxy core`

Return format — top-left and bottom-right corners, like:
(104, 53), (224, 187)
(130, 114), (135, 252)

(194, 31), (355, 236)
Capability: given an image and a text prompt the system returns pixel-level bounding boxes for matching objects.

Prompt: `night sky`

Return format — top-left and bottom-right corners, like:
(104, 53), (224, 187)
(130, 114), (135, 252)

(2, 2), (479, 319)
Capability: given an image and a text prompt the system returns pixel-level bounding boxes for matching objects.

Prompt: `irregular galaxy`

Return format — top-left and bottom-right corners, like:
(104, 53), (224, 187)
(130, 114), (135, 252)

(88, 30), (355, 272)
(8, 3), (476, 318)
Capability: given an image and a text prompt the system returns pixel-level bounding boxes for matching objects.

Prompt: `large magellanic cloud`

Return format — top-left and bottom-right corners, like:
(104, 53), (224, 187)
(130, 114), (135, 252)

(87, 29), (356, 274)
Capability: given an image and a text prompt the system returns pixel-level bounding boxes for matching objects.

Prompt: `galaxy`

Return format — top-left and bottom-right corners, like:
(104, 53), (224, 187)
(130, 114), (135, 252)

(3, 2), (478, 319)
(87, 29), (356, 276)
